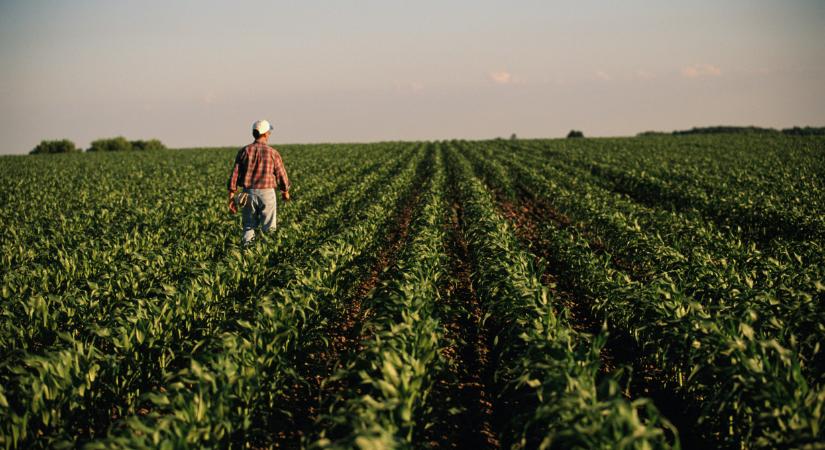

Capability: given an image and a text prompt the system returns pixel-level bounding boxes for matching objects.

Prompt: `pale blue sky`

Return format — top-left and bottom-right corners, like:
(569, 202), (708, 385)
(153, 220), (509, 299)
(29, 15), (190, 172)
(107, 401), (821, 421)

(1, 0), (824, 153)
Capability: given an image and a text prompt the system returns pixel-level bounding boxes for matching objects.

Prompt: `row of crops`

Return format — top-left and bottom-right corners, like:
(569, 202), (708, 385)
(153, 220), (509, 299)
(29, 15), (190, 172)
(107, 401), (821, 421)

(1, 135), (823, 448)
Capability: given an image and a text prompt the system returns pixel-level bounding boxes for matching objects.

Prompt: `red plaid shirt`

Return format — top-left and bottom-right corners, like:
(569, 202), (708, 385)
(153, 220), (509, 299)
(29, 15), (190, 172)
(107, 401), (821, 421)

(227, 141), (290, 193)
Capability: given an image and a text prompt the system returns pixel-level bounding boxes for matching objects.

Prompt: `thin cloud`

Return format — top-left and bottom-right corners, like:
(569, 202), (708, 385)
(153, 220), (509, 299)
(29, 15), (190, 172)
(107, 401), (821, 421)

(634, 69), (656, 80)
(594, 70), (612, 81)
(489, 71), (513, 84)
(681, 64), (722, 78)
(201, 91), (217, 105)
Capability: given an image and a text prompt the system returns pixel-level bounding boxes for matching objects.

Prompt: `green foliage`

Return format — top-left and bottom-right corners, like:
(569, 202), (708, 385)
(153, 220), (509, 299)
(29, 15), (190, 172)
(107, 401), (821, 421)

(638, 125), (825, 137)
(85, 137), (166, 152)
(87, 136), (133, 152)
(314, 145), (448, 448)
(466, 135), (825, 448)
(1, 135), (823, 449)
(130, 139), (167, 151)
(636, 131), (670, 137)
(782, 126), (825, 136)
(567, 130), (584, 138)
(449, 146), (678, 449)
(29, 139), (78, 155)
(672, 125), (779, 135)
(0, 143), (418, 447)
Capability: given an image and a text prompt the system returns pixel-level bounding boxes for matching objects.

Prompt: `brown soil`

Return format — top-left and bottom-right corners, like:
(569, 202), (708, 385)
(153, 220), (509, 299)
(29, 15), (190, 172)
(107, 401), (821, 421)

(329, 185), (419, 363)
(492, 187), (710, 450)
(423, 202), (500, 449)
(261, 170), (424, 448)
(497, 195), (598, 336)
(503, 185), (648, 279)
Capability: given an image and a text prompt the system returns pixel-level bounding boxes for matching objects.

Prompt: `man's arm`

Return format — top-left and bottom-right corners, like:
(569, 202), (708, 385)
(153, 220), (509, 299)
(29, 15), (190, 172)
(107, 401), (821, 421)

(270, 150), (290, 201)
(227, 149), (246, 213)
(273, 151), (290, 192)
(227, 150), (245, 193)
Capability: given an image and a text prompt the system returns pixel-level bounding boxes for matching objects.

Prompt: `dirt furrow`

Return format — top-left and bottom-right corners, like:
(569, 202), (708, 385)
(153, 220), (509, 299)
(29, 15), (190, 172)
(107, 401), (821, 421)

(494, 189), (710, 450)
(260, 169), (425, 448)
(423, 196), (500, 448)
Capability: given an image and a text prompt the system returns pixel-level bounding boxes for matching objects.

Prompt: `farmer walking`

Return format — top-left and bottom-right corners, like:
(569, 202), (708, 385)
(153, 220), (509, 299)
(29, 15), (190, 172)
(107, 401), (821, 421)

(227, 120), (291, 245)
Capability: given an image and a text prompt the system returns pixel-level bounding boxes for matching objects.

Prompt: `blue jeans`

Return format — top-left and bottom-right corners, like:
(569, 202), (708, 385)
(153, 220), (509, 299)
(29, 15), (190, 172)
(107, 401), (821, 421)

(242, 188), (277, 244)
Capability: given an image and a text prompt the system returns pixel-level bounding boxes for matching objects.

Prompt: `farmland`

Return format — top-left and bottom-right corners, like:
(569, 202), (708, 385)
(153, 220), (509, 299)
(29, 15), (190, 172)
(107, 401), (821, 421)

(1, 135), (823, 449)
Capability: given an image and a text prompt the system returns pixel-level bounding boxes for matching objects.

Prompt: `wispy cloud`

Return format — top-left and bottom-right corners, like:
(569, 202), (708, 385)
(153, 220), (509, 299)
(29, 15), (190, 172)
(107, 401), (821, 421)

(489, 71), (513, 84)
(594, 70), (612, 81)
(634, 69), (656, 80)
(681, 64), (722, 78)
(201, 91), (217, 105)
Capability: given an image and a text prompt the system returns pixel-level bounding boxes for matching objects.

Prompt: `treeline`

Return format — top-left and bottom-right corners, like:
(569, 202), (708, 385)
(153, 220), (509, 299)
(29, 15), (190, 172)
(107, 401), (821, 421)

(30, 137), (167, 155)
(638, 126), (825, 137)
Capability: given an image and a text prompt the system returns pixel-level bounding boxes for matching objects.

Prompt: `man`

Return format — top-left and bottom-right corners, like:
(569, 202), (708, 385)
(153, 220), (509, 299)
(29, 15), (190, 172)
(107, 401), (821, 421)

(227, 120), (291, 245)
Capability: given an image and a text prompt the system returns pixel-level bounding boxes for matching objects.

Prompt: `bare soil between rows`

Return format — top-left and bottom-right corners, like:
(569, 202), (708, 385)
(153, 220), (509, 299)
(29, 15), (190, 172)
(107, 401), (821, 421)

(259, 163), (425, 447)
(493, 186), (711, 450)
(422, 200), (500, 449)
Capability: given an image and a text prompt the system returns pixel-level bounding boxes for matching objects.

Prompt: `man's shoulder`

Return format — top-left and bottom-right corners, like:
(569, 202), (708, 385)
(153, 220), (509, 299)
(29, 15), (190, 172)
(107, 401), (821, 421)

(239, 142), (269, 154)
(249, 141), (278, 151)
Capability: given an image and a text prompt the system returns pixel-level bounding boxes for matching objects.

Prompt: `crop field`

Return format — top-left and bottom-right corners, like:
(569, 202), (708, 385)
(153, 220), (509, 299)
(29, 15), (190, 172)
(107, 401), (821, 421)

(1, 135), (823, 449)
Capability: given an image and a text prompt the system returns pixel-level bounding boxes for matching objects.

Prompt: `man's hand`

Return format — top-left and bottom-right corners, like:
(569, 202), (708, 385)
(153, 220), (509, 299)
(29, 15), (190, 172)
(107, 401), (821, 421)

(228, 192), (238, 214)
(282, 191), (290, 202)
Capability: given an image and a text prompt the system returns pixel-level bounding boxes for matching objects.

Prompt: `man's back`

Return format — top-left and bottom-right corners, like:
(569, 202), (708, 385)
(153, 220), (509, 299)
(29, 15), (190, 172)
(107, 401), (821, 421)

(226, 120), (291, 245)
(228, 141), (289, 192)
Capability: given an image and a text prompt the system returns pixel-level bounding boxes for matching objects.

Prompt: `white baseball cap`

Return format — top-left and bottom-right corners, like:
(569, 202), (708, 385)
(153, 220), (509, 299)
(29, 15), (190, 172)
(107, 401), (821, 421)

(252, 120), (273, 135)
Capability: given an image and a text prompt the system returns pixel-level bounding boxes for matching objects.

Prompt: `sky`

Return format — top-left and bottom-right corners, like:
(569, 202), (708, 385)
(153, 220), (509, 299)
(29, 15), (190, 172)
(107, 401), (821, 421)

(1, 0), (824, 154)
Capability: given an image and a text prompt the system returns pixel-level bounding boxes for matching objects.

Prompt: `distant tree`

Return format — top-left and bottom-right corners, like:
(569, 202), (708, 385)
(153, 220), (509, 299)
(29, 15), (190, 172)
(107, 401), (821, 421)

(131, 139), (167, 151)
(672, 126), (778, 136)
(567, 130), (584, 138)
(781, 126), (825, 136)
(636, 131), (669, 137)
(510, 133), (518, 140)
(87, 137), (133, 152)
(30, 139), (78, 155)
